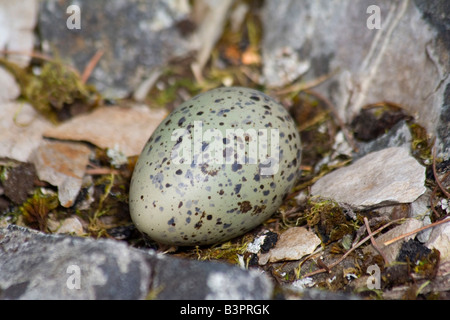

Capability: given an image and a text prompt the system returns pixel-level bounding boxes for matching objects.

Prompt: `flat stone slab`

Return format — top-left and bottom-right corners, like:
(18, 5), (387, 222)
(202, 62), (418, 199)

(0, 225), (273, 300)
(311, 147), (426, 210)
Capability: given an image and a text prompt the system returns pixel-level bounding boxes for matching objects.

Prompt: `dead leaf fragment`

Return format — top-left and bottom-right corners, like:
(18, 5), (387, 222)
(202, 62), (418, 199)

(30, 140), (91, 208)
(44, 105), (167, 157)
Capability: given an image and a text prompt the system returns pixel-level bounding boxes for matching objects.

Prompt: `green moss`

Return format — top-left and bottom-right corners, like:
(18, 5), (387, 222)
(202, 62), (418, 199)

(154, 76), (200, 107)
(177, 234), (253, 266)
(0, 58), (99, 124)
(20, 189), (59, 232)
(299, 197), (358, 244)
(413, 248), (440, 279)
(409, 123), (433, 163)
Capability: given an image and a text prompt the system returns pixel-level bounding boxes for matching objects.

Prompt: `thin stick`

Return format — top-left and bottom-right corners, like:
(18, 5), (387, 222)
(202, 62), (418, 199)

(0, 49), (81, 75)
(273, 71), (337, 95)
(302, 219), (403, 278)
(0, 49), (58, 63)
(383, 218), (450, 246)
(433, 146), (450, 198)
(364, 217), (389, 265)
(81, 50), (104, 84)
(430, 186), (441, 219)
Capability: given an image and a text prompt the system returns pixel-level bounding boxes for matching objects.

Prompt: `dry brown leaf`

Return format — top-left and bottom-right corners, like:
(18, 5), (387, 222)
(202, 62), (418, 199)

(44, 105), (167, 157)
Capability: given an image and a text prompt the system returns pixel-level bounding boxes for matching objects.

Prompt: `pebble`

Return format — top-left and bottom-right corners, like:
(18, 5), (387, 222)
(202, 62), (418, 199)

(258, 227), (321, 265)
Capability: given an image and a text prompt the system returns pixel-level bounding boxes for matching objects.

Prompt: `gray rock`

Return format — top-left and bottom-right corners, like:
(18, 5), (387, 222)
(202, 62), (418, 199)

(353, 120), (412, 160)
(262, 0), (450, 160)
(150, 253), (273, 300)
(0, 225), (273, 300)
(38, 0), (193, 99)
(311, 147), (426, 210)
(0, 225), (152, 299)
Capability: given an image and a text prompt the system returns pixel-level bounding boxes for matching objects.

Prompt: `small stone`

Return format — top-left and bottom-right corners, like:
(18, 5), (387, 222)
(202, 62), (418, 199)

(48, 216), (85, 236)
(311, 147), (426, 210)
(426, 217), (450, 261)
(2, 162), (37, 204)
(258, 227), (321, 265)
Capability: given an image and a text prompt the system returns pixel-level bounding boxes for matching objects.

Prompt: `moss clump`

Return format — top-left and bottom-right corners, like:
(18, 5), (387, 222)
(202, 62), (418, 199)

(0, 58), (99, 124)
(409, 123), (433, 163)
(301, 197), (358, 244)
(176, 234), (254, 266)
(20, 189), (59, 232)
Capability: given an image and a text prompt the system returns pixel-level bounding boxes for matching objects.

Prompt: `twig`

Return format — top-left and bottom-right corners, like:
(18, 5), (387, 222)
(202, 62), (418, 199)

(432, 146), (450, 198)
(430, 186), (441, 219)
(364, 217), (389, 265)
(81, 50), (104, 84)
(383, 218), (450, 246)
(273, 70), (337, 95)
(302, 219), (404, 278)
(1, 49), (58, 63)
(0, 49), (81, 75)
(316, 256), (331, 273)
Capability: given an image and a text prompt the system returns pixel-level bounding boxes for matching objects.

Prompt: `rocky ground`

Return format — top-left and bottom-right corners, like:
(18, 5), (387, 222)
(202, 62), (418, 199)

(0, 0), (449, 300)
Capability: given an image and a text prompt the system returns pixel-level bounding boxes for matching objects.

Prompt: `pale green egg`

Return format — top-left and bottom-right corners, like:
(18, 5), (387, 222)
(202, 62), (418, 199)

(129, 87), (301, 246)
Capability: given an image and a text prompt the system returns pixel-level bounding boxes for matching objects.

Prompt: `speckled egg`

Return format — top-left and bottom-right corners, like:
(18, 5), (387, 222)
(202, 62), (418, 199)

(129, 87), (301, 246)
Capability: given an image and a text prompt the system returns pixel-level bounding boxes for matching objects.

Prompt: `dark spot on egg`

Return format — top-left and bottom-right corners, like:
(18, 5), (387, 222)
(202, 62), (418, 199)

(238, 201), (252, 213)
